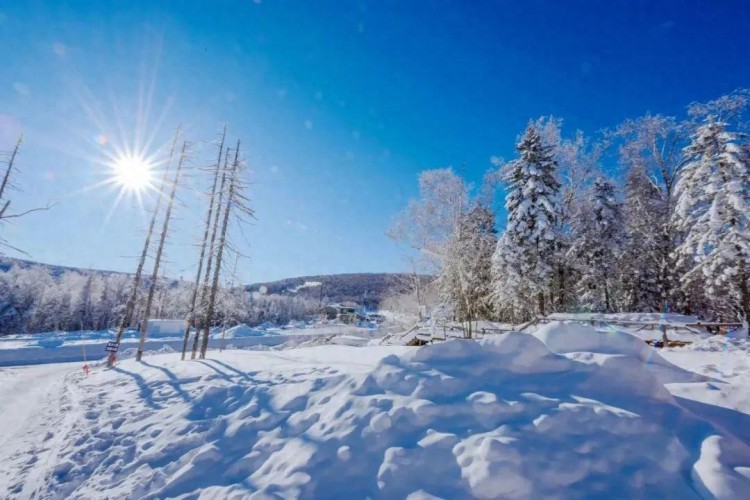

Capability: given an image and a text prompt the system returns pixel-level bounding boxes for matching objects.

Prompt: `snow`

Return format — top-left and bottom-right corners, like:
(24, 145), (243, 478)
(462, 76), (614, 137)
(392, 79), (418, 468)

(289, 280), (322, 293)
(1, 322), (749, 498)
(548, 311), (700, 325)
(211, 323), (269, 339)
(146, 319), (185, 338)
(545, 312), (714, 342)
(0, 324), (379, 367)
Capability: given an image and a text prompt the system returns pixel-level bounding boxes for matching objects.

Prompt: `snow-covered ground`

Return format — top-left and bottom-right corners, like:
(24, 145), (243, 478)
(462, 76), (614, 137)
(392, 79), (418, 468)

(0, 322), (748, 498)
(0, 323), (378, 367)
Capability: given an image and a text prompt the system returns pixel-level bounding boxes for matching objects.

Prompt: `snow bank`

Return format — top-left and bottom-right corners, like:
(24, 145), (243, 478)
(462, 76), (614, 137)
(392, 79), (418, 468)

(548, 312), (699, 324)
(213, 324), (269, 339)
(7, 324), (750, 499)
(533, 321), (709, 385)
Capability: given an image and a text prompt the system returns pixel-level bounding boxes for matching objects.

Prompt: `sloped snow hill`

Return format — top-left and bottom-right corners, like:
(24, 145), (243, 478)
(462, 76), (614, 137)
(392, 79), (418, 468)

(1, 323), (749, 499)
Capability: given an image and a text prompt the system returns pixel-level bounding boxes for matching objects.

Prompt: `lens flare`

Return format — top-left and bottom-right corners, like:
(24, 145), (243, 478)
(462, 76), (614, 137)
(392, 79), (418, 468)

(111, 154), (154, 192)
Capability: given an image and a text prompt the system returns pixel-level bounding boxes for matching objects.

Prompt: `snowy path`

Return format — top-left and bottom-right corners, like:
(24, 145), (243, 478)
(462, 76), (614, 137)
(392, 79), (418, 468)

(0, 362), (83, 496)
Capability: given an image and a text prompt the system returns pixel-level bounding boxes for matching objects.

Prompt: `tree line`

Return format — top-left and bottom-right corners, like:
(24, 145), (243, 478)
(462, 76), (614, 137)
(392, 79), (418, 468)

(390, 89), (750, 330)
(0, 263), (317, 336)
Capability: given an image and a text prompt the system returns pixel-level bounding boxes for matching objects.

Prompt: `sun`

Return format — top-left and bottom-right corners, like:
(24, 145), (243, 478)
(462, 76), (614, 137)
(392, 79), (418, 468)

(111, 154), (154, 191)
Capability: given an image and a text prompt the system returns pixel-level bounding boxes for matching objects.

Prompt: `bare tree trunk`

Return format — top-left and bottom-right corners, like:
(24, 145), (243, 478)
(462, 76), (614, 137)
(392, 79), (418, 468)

(200, 142), (241, 359)
(738, 258), (750, 325)
(557, 265), (566, 311)
(538, 291), (545, 317)
(182, 126), (226, 360)
(109, 128), (180, 364)
(0, 135), (22, 214)
(220, 254), (240, 353)
(191, 145), (230, 358)
(136, 141), (188, 362)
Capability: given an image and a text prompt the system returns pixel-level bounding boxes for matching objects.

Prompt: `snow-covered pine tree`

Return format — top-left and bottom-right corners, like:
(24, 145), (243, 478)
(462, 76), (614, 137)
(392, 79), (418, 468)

(569, 178), (624, 312)
(619, 163), (665, 311)
(438, 204), (497, 336)
(72, 273), (94, 331)
(615, 115), (688, 313)
(551, 126), (600, 312)
(492, 122), (561, 320)
(673, 118), (750, 324)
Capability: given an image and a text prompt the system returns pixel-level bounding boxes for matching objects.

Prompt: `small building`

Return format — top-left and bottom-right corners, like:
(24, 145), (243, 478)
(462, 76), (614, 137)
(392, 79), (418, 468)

(319, 304), (364, 324)
(146, 319), (185, 338)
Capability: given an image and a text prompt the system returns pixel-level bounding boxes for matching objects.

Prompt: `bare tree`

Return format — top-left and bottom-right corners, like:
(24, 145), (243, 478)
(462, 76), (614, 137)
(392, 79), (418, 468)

(109, 128), (180, 363)
(190, 143), (231, 359)
(182, 125), (226, 360)
(0, 135), (55, 252)
(0, 135), (22, 214)
(199, 142), (241, 359)
(135, 140), (189, 361)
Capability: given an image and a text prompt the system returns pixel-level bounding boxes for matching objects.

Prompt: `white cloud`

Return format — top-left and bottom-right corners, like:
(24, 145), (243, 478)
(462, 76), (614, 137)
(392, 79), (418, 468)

(13, 82), (30, 97)
(52, 42), (67, 56)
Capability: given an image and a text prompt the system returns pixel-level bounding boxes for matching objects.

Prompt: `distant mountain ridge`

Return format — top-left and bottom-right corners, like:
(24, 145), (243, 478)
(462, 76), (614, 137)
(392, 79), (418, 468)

(246, 273), (421, 308)
(0, 256), (132, 277)
(0, 257), (420, 307)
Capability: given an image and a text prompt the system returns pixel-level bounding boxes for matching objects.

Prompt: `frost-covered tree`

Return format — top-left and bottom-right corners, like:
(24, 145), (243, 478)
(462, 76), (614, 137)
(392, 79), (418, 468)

(438, 204), (497, 336)
(569, 178), (624, 312)
(550, 124), (600, 311)
(492, 122), (561, 320)
(619, 164), (666, 311)
(388, 168), (469, 320)
(615, 115), (689, 311)
(388, 168), (469, 271)
(673, 118), (750, 323)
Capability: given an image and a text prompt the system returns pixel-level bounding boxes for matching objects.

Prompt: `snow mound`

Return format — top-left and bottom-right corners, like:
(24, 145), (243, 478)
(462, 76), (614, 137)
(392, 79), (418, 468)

(686, 335), (750, 353)
(28, 325), (750, 499)
(330, 334), (370, 346)
(548, 312), (699, 325)
(215, 324), (270, 339)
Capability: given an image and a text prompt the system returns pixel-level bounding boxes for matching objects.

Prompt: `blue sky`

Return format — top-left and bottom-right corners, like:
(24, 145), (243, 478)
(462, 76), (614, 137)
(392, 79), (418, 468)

(0, 1), (748, 283)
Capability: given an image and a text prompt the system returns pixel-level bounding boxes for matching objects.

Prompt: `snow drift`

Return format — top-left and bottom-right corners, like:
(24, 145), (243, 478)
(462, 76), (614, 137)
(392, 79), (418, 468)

(4, 322), (749, 499)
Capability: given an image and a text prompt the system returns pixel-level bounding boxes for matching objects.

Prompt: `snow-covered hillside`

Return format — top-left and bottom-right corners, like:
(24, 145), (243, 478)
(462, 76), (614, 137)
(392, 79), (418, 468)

(0, 322), (748, 498)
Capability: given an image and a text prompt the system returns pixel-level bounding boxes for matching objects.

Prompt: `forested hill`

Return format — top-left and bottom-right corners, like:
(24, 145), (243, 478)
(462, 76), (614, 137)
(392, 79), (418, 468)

(0, 257), (429, 335)
(0, 257), (422, 308)
(246, 273), (424, 308)
(0, 257), (132, 278)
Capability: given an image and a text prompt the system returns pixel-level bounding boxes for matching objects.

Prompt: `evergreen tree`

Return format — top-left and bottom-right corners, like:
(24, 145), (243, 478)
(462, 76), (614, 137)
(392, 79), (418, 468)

(492, 122), (561, 320)
(616, 114), (689, 313)
(673, 118), (750, 323)
(569, 178), (624, 312)
(619, 164), (665, 311)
